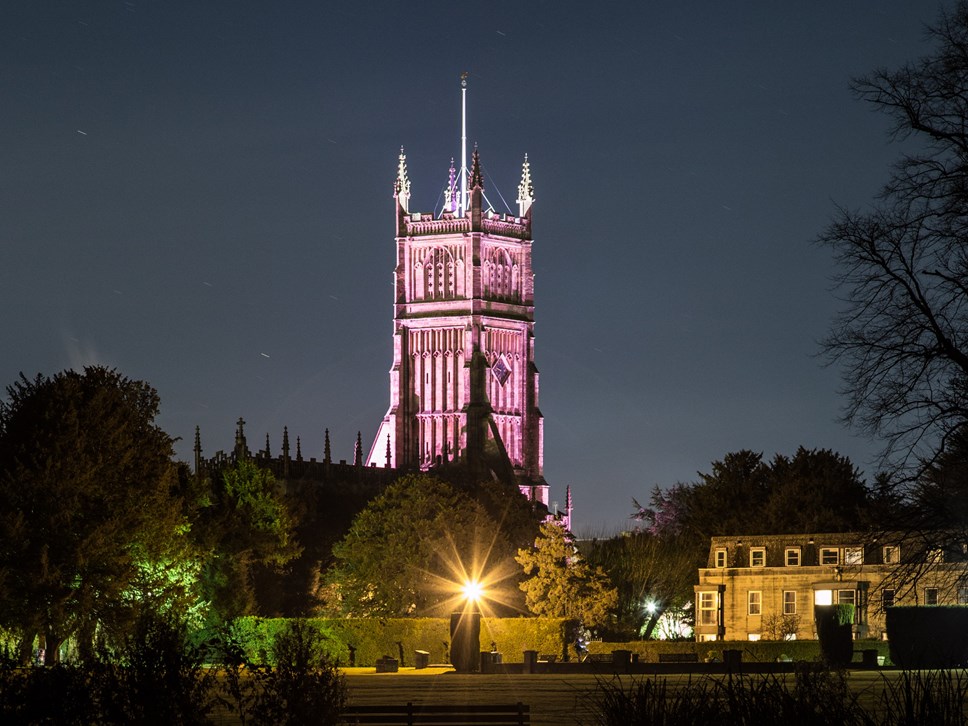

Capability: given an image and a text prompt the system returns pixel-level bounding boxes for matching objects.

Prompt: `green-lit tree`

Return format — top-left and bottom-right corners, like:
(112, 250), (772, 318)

(0, 367), (194, 662)
(195, 459), (300, 622)
(325, 474), (519, 617)
(515, 521), (618, 630)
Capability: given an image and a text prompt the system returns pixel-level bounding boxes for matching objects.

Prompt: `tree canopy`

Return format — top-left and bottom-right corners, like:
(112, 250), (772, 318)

(583, 530), (696, 640)
(515, 521), (617, 630)
(0, 367), (192, 661)
(325, 474), (522, 617)
(638, 448), (871, 545)
(819, 1), (968, 474)
(194, 459), (300, 622)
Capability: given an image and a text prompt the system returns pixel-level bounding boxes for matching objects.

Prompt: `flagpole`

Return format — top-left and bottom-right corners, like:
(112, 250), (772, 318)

(460, 71), (468, 216)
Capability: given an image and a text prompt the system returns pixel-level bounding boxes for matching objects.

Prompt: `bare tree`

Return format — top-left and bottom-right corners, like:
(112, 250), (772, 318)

(819, 2), (968, 477)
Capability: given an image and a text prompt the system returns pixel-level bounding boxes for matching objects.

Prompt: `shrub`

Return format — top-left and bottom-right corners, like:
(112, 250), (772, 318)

(877, 669), (968, 726)
(94, 610), (215, 724)
(0, 664), (99, 724)
(815, 604), (854, 667)
(248, 619), (346, 726)
(583, 669), (873, 726)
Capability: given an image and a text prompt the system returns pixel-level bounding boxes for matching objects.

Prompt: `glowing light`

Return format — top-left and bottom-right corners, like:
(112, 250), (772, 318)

(644, 600), (657, 615)
(462, 579), (484, 603)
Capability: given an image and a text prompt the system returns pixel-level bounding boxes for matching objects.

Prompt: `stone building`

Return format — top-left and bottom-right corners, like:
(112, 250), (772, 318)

(194, 78), (568, 528)
(368, 77), (550, 509)
(694, 532), (968, 642)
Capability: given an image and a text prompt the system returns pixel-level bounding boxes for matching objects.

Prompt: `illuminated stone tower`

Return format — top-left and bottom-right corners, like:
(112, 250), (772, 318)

(368, 79), (547, 505)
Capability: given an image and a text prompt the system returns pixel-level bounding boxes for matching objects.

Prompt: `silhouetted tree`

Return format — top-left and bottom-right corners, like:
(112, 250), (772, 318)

(640, 449), (870, 542)
(818, 1), (968, 476)
(0, 367), (192, 663)
(762, 448), (871, 534)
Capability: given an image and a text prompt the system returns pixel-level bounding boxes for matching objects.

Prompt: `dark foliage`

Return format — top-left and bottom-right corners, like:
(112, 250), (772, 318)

(583, 669), (874, 726)
(245, 619), (346, 726)
(0, 367), (192, 661)
(886, 606), (968, 668)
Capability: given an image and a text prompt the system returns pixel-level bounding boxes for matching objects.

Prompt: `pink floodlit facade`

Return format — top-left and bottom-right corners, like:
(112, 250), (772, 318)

(369, 149), (549, 506)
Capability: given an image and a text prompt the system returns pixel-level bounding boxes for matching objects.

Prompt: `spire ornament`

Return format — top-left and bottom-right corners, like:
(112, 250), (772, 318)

(443, 158), (457, 214)
(469, 145), (483, 190)
(517, 153), (534, 216)
(394, 146), (411, 213)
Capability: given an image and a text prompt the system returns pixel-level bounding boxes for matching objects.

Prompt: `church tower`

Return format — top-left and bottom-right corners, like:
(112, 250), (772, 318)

(368, 76), (548, 505)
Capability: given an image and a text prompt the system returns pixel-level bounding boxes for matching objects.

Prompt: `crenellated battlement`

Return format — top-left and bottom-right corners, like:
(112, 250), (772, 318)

(193, 420), (401, 490)
(403, 211), (530, 240)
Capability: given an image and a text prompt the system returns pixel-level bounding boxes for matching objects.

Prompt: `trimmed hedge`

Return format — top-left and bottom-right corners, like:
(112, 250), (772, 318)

(587, 639), (892, 665)
(481, 617), (569, 661)
(887, 606), (968, 668)
(226, 617), (568, 667)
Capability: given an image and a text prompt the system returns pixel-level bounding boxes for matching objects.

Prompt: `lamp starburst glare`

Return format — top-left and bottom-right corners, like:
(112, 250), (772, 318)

(462, 579), (484, 603)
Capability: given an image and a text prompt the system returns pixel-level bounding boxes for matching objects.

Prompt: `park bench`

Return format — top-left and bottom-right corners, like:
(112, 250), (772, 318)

(657, 652), (699, 663)
(340, 701), (530, 725)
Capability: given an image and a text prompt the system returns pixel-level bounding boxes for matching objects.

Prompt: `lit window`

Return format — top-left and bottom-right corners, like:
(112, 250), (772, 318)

(882, 589), (895, 609)
(844, 547), (864, 565)
(883, 546), (900, 564)
(747, 633), (761, 641)
(714, 549), (727, 568)
(750, 548), (766, 567)
(820, 548), (839, 565)
(815, 589), (833, 606)
(698, 591), (718, 626)
(926, 588), (939, 606)
(785, 548), (801, 567)
(748, 591), (762, 615)
(783, 590), (797, 615)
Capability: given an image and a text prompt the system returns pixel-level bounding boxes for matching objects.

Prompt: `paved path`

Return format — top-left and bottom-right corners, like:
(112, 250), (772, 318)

(343, 670), (605, 726)
(342, 667), (917, 726)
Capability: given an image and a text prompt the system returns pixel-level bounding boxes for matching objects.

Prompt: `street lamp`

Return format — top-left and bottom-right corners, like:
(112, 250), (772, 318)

(451, 579), (486, 673)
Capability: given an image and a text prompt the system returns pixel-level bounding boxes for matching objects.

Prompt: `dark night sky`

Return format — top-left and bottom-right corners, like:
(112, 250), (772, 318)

(1, 1), (951, 532)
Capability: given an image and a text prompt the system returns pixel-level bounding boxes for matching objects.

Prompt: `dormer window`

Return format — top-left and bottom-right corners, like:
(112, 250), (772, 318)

(714, 548), (727, 568)
(750, 547), (766, 567)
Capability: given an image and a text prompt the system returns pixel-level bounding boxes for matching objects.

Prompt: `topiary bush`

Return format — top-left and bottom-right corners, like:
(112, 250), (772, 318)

(815, 604), (854, 667)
